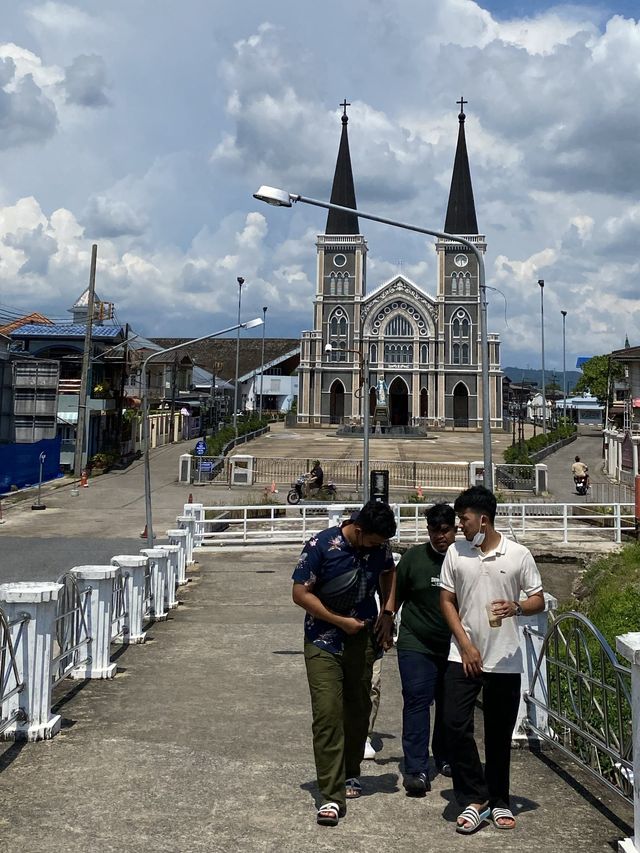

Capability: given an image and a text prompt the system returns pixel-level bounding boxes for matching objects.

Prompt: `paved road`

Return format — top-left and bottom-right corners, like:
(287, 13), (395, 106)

(545, 431), (611, 502)
(0, 537), (141, 584)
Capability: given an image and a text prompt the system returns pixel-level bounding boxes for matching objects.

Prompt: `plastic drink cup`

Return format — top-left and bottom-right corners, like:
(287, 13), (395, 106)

(486, 602), (502, 628)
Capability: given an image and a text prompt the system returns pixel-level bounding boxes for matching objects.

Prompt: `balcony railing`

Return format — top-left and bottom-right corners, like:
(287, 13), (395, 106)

(58, 379), (81, 394)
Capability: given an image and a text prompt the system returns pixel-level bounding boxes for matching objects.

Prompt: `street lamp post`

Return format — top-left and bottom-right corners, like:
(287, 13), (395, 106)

(561, 310), (567, 422)
(325, 343), (370, 502)
(253, 185), (494, 490)
(259, 306), (268, 420)
(233, 277), (244, 439)
(141, 318), (263, 546)
(538, 279), (547, 435)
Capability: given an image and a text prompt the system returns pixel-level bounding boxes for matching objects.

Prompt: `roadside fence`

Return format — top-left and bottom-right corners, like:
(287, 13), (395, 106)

(189, 501), (635, 547)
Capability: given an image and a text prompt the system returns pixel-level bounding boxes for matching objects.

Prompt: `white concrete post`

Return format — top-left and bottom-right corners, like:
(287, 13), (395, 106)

(167, 529), (188, 584)
(69, 566), (118, 680)
(177, 515), (195, 565)
(184, 502), (204, 547)
(327, 505), (346, 528)
(617, 632), (640, 853)
(513, 591), (558, 743)
(469, 461), (484, 487)
(140, 548), (168, 621)
(158, 544), (180, 609)
(0, 582), (63, 741)
(178, 453), (192, 483)
(110, 555), (148, 644)
(534, 464), (548, 495)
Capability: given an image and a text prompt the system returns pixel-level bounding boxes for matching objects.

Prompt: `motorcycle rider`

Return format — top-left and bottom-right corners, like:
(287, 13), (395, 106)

(307, 460), (324, 495)
(571, 456), (589, 491)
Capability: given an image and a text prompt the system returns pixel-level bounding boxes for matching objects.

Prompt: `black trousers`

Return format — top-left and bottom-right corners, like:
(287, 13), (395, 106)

(443, 661), (521, 809)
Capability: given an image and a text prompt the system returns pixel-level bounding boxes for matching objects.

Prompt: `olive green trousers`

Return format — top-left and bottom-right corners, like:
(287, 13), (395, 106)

(304, 629), (376, 810)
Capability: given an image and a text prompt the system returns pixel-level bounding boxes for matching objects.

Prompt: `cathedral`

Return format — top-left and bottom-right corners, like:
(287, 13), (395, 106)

(297, 101), (502, 430)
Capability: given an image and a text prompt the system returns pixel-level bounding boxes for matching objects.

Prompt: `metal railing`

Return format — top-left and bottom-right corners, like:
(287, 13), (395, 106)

(231, 457), (470, 490)
(524, 612), (633, 804)
(194, 502), (635, 547)
(589, 482), (634, 504)
(0, 608), (28, 735)
(111, 570), (129, 640)
(494, 464), (535, 491)
(51, 573), (91, 683)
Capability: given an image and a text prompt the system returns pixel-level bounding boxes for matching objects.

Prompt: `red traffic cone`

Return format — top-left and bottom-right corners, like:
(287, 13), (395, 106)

(140, 524), (147, 539)
(80, 469), (89, 488)
(187, 493), (193, 504)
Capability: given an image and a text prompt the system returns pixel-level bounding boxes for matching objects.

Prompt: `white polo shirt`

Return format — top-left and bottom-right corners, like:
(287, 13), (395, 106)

(440, 534), (543, 674)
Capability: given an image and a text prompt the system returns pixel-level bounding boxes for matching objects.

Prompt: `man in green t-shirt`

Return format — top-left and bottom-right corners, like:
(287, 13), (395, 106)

(395, 503), (456, 796)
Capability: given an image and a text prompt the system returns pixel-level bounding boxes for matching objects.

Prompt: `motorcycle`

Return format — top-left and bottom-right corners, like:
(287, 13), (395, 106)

(574, 475), (588, 496)
(287, 473), (338, 504)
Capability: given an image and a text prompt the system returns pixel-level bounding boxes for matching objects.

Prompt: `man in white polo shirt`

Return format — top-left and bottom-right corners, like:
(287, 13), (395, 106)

(439, 486), (544, 835)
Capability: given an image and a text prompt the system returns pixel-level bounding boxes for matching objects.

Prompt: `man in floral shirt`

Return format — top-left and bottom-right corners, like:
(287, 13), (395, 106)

(292, 500), (397, 826)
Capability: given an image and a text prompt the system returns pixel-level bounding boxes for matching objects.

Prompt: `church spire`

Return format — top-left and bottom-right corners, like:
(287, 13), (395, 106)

(444, 97), (478, 235)
(326, 100), (359, 235)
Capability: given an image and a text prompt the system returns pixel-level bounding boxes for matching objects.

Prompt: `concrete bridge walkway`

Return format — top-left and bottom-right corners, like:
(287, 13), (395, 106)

(0, 545), (632, 853)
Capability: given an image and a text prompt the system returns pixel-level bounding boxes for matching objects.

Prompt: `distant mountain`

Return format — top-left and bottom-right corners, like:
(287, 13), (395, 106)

(503, 366), (581, 393)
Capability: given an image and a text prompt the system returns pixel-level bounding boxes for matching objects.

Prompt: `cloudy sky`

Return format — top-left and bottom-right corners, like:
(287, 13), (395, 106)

(0, 1), (638, 371)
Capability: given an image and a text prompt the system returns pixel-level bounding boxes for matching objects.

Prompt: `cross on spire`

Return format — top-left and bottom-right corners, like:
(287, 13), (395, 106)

(340, 99), (351, 116)
(457, 96), (467, 118)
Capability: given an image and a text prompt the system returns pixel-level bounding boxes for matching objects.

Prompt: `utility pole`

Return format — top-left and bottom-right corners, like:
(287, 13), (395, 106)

(538, 279), (547, 435)
(73, 244), (98, 478)
(259, 306), (267, 420)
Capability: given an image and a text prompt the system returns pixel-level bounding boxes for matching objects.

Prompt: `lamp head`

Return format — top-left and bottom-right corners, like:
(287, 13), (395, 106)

(253, 185), (294, 207)
(561, 310), (567, 317)
(324, 344), (333, 353)
(243, 317), (264, 330)
(538, 279), (544, 288)
(237, 276), (245, 286)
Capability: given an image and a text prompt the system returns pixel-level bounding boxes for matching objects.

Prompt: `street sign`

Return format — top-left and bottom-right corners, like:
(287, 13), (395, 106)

(194, 440), (207, 456)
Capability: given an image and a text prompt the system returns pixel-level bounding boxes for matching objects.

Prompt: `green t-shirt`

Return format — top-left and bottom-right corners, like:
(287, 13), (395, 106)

(396, 543), (451, 658)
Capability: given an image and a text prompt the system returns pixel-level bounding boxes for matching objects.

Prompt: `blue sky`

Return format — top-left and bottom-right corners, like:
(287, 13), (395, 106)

(0, 1), (639, 370)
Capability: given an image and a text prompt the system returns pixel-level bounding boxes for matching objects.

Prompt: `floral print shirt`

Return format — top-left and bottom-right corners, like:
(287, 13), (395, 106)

(292, 524), (395, 654)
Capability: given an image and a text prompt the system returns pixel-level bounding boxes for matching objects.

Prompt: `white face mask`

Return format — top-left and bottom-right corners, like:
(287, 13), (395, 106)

(471, 517), (486, 548)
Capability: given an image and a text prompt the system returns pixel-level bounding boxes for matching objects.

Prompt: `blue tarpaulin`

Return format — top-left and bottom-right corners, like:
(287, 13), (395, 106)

(0, 436), (62, 494)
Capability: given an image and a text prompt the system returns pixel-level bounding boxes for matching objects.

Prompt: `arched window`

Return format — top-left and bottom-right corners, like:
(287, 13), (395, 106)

(452, 343), (461, 365)
(343, 274), (349, 296)
(330, 317), (338, 337)
(420, 344), (428, 363)
(336, 275), (343, 297)
(451, 274), (458, 295)
(338, 316), (347, 336)
(464, 274), (471, 296)
(385, 315), (414, 337)
(339, 341), (347, 362)
(329, 273), (336, 296)
(461, 318), (469, 338)
(452, 318), (460, 338)
(461, 343), (470, 364)
(370, 343), (378, 363)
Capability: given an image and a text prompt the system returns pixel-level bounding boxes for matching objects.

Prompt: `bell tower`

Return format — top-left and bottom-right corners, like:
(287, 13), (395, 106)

(299, 101), (367, 425)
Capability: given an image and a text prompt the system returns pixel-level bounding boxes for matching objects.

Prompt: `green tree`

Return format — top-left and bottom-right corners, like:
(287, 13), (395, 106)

(574, 355), (624, 406)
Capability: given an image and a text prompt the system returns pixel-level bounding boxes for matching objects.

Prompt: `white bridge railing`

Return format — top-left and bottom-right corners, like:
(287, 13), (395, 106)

(0, 516), (194, 742)
(188, 501), (635, 547)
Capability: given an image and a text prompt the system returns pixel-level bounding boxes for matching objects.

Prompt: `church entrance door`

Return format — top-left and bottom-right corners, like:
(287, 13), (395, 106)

(330, 380), (345, 424)
(453, 383), (469, 427)
(389, 377), (409, 426)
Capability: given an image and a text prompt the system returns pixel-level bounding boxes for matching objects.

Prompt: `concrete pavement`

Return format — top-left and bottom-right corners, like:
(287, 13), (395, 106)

(0, 544), (633, 853)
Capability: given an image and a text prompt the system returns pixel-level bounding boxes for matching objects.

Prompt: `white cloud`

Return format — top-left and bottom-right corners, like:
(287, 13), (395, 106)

(0, 0), (639, 366)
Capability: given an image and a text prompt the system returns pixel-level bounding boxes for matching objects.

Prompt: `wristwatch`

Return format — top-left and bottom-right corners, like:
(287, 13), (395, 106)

(382, 609), (395, 617)
(514, 602), (523, 616)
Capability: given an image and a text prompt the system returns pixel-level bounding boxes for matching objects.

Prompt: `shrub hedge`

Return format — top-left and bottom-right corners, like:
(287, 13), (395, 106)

(503, 423), (576, 464)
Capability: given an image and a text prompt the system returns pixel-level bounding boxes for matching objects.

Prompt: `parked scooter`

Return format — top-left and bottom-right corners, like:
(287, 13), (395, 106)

(574, 475), (588, 496)
(287, 474), (338, 504)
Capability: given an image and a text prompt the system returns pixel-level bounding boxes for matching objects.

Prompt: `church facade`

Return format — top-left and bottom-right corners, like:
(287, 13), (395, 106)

(297, 102), (502, 430)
